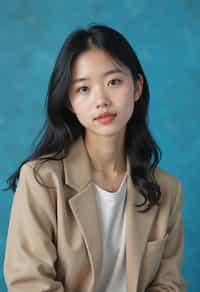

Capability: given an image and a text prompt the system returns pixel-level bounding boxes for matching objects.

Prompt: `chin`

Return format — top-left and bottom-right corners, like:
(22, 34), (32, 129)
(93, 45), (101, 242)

(95, 127), (125, 137)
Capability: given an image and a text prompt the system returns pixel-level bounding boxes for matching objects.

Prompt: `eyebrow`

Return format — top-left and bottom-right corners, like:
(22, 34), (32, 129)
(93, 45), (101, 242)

(71, 68), (126, 84)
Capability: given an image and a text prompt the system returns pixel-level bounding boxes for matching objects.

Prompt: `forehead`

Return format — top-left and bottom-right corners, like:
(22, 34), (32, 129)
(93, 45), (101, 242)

(71, 48), (129, 78)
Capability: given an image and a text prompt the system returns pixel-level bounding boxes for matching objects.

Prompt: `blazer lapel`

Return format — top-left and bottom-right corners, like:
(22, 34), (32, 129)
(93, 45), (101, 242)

(63, 135), (158, 292)
(63, 136), (103, 290)
(69, 184), (103, 290)
(125, 167), (159, 291)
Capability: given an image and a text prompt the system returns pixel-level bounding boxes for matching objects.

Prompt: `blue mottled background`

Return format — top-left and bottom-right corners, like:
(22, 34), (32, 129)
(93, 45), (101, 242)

(0, 1), (199, 291)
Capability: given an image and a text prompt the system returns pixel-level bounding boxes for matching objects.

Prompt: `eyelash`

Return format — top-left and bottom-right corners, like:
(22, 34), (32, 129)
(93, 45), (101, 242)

(76, 78), (122, 93)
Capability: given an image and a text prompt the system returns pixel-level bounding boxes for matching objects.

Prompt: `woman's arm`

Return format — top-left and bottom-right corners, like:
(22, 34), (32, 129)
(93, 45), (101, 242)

(146, 180), (186, 291)
(4, 163), (64, 291)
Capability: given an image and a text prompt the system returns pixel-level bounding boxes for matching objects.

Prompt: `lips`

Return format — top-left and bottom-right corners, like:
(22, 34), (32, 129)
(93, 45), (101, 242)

(95, 112), (116, 120)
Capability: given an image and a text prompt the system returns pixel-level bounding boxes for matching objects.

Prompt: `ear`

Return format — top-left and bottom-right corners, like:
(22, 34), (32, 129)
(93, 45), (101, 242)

(134, 73), (144, 102)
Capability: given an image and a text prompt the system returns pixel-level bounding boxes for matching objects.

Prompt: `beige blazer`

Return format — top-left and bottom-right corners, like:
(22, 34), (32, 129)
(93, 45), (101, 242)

(4, 136), (186, 291)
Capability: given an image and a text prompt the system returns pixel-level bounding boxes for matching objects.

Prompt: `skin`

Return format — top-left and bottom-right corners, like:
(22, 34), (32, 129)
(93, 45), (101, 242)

(68, 47), (143, 185)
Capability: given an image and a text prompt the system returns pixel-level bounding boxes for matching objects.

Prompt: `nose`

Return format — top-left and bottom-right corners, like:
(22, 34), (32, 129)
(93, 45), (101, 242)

(95, 86), (111, 109)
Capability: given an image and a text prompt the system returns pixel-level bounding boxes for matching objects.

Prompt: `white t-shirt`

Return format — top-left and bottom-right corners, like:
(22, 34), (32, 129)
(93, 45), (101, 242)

(93, 173), (127, 292)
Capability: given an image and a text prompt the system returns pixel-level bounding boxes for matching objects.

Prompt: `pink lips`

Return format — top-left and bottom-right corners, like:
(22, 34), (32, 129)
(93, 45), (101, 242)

(95, 112), (116, 119)
(95, 113), (116, 125)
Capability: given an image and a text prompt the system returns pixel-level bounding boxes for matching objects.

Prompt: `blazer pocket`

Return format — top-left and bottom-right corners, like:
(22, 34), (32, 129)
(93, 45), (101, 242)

(141, 233), (169, 287)
(145, 232), (169, 261)
(146, 232), (169, 248)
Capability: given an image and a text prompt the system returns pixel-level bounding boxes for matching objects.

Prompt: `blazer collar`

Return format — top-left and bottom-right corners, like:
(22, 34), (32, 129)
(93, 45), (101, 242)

(62, 135), (158, 292)
(63, 135), (93, 192)
(63, 135), (136, 201)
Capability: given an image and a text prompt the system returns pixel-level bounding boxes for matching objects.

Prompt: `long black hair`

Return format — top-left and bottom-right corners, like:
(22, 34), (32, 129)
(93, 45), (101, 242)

(3, 23), (162, 212)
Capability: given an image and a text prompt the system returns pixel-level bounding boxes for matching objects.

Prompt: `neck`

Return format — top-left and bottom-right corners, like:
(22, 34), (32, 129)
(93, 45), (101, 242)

(84, 130), (127, 176)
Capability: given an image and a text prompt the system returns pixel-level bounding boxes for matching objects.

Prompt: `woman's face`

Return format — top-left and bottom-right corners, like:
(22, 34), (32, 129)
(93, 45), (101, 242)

(68, 47), (143, 138)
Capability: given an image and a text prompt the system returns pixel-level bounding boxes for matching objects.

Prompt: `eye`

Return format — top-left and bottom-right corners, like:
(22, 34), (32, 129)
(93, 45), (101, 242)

(76, 86), (89, 93)
(108, 79), (122, 86)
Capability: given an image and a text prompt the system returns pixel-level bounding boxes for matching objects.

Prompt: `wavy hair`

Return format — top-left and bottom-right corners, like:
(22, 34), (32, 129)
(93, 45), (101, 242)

(3, 23), (162, 212)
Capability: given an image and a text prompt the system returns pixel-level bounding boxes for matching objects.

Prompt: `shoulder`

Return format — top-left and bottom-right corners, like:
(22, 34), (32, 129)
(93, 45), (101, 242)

(154, 166), (183, 206)
(15, 158), (66, 211)
(154, 166), (182, 189)
(19, 156), (64, 188)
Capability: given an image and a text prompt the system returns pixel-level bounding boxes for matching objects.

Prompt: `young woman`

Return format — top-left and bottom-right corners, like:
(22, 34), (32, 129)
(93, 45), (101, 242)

(3, 24), (186, 291)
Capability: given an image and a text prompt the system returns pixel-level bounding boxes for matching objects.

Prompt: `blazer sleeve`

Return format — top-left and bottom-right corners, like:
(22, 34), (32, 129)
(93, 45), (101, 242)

(145, 179), (186, 292)
(4, 163), (64, 292)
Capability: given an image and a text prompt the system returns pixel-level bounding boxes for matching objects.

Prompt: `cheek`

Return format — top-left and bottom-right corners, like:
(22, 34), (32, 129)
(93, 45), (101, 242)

(117, 86), (134, 108)
(117, 87), (135, 119)
(70, 97), (85, 116)
(70, 99), (91, 125)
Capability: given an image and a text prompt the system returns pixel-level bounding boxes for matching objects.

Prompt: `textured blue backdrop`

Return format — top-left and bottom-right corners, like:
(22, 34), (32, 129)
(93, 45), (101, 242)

(1, 1), (199, 291)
